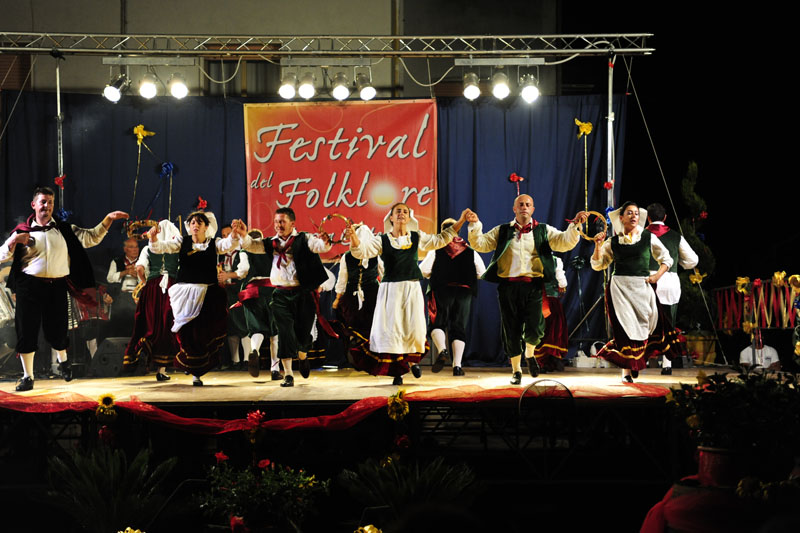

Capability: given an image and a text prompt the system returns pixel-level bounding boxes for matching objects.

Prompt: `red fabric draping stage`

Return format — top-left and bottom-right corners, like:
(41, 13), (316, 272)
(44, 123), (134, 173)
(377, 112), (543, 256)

(0, 381), (669, 435)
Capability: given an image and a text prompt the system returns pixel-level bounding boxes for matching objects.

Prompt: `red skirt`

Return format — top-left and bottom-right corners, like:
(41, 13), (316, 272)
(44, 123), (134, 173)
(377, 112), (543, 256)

(174, 284), (227, 377)
(350, 348), (423, 378)
(123, 276), (179, 369)
(536, 296), (568, 369)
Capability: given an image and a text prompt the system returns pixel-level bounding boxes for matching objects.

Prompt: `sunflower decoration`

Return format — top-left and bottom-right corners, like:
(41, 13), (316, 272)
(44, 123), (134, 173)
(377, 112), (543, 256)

(118, 529), (145, 533)
(795, 341), (800, 357)
(689, 269), (707, 285)
(387, 389), (409, 421)
(773, 271), (787, 287)
(742, 321), (757, 335)
(789, 274), (800, 296)
(96, 393), (118, 423)
(356, 526), (383, 533)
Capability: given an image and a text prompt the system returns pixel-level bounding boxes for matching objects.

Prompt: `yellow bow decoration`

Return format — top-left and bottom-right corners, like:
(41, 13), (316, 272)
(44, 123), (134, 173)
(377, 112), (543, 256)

(356, 525), (383, 533)
(788, 274), (800, 294)
(690, 269), (707, 285)
(736, 276), (751, 294)
(575, 118), (593, 139)
(133, 124), (155, 145)
(773, 271), (786, 287)
(742, 320), (756, 334)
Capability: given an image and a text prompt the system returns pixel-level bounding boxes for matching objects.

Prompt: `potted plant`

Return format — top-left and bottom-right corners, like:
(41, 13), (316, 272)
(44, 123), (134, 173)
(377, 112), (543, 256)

(669, 369), (800, 486)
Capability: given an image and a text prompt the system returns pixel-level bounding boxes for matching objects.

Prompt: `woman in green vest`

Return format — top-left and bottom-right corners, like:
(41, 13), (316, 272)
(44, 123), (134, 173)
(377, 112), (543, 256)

(348, 203), (469, 385)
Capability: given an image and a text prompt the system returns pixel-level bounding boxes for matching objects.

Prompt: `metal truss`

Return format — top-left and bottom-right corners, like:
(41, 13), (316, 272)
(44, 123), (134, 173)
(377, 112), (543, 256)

(0, 32), (653, 59)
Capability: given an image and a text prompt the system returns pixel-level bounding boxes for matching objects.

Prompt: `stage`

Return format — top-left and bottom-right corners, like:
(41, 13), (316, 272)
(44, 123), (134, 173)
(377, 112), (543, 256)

(0, 365), (695, 406)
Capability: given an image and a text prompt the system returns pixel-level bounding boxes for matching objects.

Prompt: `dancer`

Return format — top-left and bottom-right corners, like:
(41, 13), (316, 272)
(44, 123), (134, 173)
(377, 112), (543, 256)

(237, 229), (281, 380)
(123, 220), (181, 381)
(218, 224), (251, 370)
(590, 202), (677, 382)
(1, 186), (128, 391)
(146, 211), (241, 385)
(237, 208), (331, 388)
(645, 202), (699, 375)
(332, 246), (383, 371)
(534, 255), (569, 372)
(419, 218), (486, 376)
(347, 204), (469, 385)
(467, 195), (587, 385)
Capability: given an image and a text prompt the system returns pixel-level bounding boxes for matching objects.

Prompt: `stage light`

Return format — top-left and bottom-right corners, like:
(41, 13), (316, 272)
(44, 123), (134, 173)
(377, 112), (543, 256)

(102, 74), (129, 103)
(278, 72), (298, 99)
(491, 71), (510, 100)
(139, 73), (158, 99)
(520, 74), (540, 103)
(167, 73), (188, 99)
(298, 72), (316, 99)
(356, 73), (376, 101)
(463, 72), (480, 100)
(331, 72), (350, 101)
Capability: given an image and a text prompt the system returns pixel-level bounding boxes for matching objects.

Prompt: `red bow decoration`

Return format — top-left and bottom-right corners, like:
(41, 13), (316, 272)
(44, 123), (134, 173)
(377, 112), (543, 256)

(54, 174), (66, 190)
(602, 181), (614, 190)
(699, 211), (708, 220)
(509, 172), (524, 195)
(197, 196), (208, 210)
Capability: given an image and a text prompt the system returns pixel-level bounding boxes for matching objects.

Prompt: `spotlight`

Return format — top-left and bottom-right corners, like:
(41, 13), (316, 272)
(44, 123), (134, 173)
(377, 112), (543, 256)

(298, 72), (316, 99)
(491, 72), (510, 100)
(102, 74), (129, 103)
(331, 72), (350, 101)
(167, 73), (188, 99)
(139, 73), (158, 99)
(278, 72), (298, 99)
(463, 72), (480, 101)
(356, 73), (376, 101)
(520, 74), (540, 103)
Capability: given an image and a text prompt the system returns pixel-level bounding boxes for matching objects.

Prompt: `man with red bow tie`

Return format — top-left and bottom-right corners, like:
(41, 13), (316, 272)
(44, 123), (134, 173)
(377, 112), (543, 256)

(467, 194), (588, 385)
(0, 186), (128, 391)
(237, 207), (331, 387)
(419, 218), (486, 376)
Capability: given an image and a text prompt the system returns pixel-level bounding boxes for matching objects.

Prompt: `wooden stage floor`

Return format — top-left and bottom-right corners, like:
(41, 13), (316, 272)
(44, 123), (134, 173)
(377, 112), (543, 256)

(0, 366), (708, 405)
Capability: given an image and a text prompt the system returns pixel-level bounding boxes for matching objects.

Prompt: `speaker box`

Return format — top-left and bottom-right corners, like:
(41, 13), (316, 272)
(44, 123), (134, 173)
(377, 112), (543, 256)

(90, 337), (129, 377)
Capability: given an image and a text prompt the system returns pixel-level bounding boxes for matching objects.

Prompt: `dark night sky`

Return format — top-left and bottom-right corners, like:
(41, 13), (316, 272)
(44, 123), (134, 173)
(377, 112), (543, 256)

(562, 3), (796, 286)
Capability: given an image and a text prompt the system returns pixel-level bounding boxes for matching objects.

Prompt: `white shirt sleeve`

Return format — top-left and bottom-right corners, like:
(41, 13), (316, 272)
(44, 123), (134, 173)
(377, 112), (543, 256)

(335, 255), (348, 295)
(545, 223), (581, 253)
(320, 267), (336, 292)
(555, 257), (567, 288)
(235, 251), (250, 278)
(650, 234), (673, 270)
(107, 259), (122, 283)
(71, 222), (109, 248)
(473, 250), (487, 278)
(678, 236), (699, 270)
(468, 221), (499, 254)
(136, 247), (151, 279)
(419, 249), (436, 278)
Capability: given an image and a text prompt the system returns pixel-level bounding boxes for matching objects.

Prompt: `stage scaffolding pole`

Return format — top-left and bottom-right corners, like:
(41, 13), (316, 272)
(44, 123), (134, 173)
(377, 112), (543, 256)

(54, 52), (64, 210)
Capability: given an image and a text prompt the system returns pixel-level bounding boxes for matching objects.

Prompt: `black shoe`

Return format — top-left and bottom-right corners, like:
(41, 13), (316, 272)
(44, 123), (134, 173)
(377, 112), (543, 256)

(15, 376), (34, 392)
(623, 375), (633, 383)
(527, 357), (540, 378)
(156, 372), (171, 382)
(193, 378), (204, 386)
(453, 366), (465, 376)
(631, 370), (639, 378)
(510, 371), (522, 385)
(298, 358), (311, 379)
(248, 350), (260, 378)
(281, 375), (294, 387)
(392, 376), (403, 385)
(661, 367), (672, 375)
(431, 349), (448, 373)
(271, 370), (282, 381)
(58, 361), (73, 382)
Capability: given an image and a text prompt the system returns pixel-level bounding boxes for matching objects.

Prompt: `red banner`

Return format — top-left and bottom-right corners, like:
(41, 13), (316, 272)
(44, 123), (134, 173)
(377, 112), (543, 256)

(244, 100), (438, 258)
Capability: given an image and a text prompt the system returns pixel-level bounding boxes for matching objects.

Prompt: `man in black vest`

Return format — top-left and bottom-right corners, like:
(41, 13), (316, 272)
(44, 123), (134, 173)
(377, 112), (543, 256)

(467, 195), (587, 385)
(106, 237), (140, 337)
(420, 218), (486, 376)
(238, 207), (331, 387)
(645, 203), (698, 375)
(0, 186), (128, 391)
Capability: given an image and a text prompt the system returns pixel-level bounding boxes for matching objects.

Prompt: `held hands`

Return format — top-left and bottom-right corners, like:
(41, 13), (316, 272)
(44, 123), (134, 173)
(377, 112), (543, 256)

(217, 271), (236, 284)
(147, 224), (161, 243)
(231, 219), (248, 238)
(465, 210), (479, 224)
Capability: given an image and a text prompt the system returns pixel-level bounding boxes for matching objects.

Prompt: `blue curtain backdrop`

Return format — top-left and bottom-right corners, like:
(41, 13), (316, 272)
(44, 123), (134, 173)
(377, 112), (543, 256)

(1, 91), (625, 364)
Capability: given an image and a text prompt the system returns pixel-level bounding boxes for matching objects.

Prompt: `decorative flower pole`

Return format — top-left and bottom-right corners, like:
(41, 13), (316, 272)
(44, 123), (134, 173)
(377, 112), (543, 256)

(575, 118), (593, 212)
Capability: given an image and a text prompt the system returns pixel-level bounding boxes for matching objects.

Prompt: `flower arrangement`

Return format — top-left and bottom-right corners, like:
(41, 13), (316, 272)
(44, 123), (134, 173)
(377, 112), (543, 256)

(386, 389), (409, 421)
(198, 452), (329, 532)
(669, 369), (800, 480)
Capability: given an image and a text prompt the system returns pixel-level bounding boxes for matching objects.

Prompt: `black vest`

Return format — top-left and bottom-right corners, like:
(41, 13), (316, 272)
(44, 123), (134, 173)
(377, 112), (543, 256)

(147, 252), (179, 280)
(264, 232), (329, 291)
(8, 220), (96, 291)
(344, 252), (380, 292)
(612, 231), (652, 277)
(482, 222), (555, 285)
(648, 229), (680, 273)
(380, 232), (422, 282)
(430, 247), (478, 296)
(177, 238), (218, 284)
